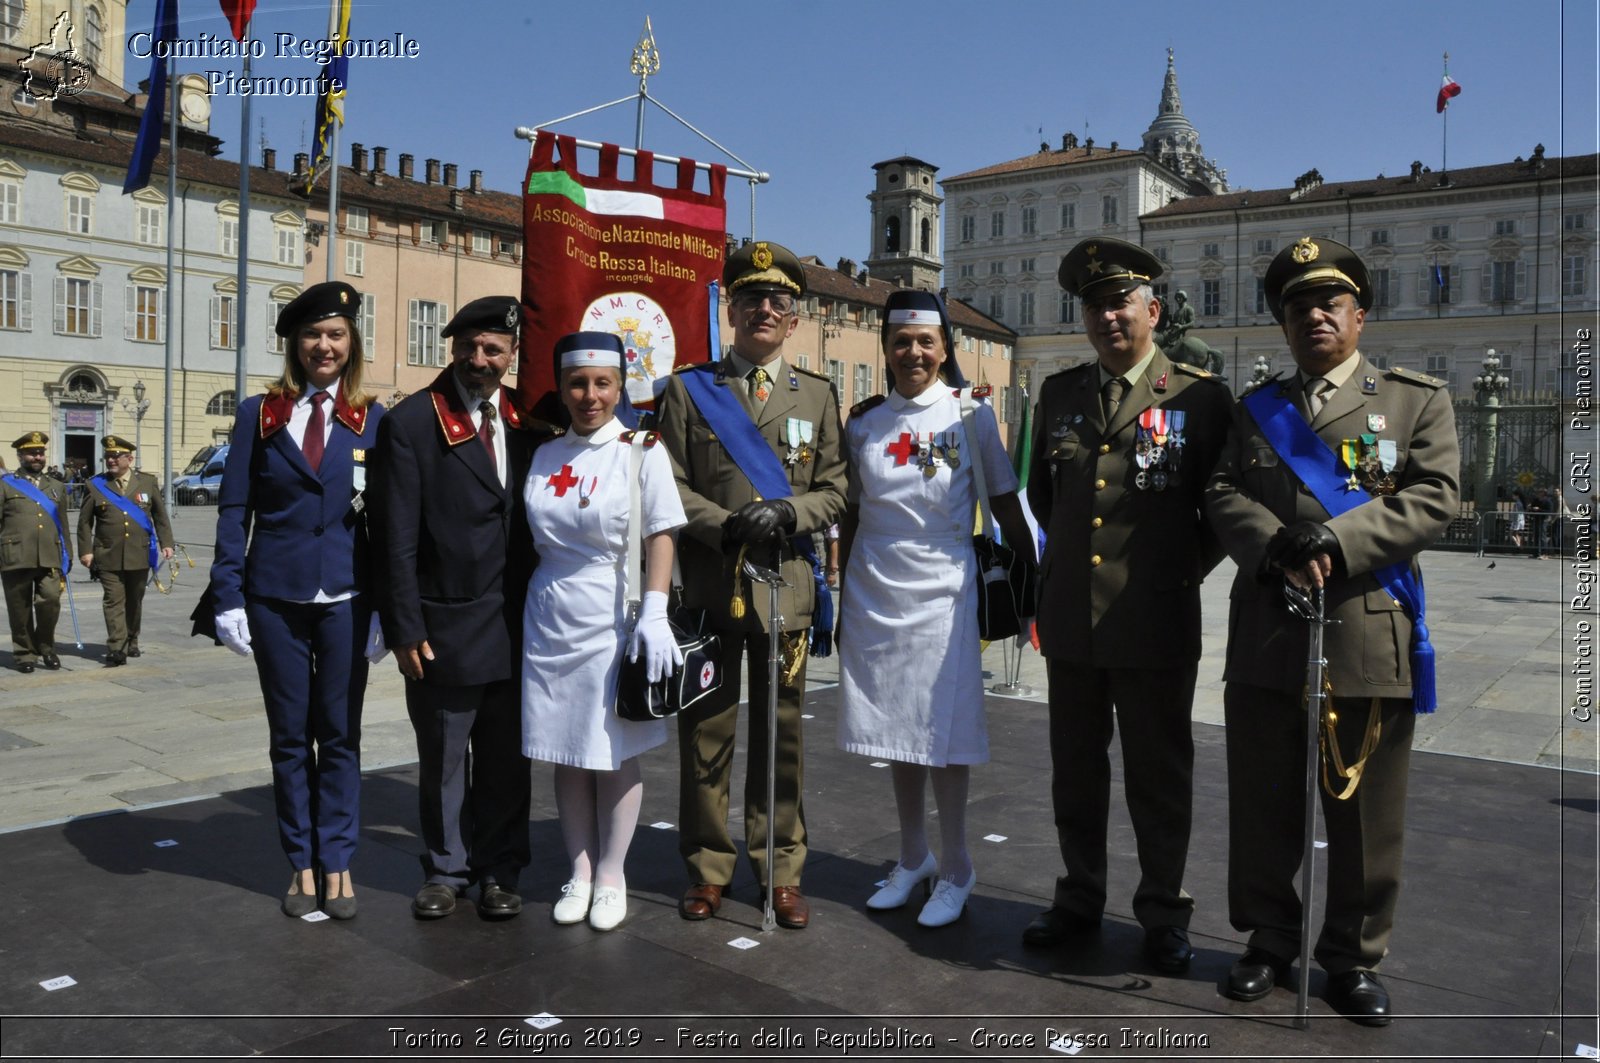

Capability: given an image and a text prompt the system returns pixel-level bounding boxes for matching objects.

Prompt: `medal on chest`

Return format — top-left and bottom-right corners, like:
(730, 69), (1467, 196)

(547, 463), (598, 506)
(1134, 407), (1182, 491)
(785, 418), (815, 467)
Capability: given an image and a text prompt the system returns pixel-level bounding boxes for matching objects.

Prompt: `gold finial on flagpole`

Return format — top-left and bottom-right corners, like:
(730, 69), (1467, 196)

(631, 16), (661, 91)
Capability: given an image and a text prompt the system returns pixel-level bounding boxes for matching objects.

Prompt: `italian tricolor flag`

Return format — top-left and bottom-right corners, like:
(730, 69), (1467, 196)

(526, 170), (723, 231)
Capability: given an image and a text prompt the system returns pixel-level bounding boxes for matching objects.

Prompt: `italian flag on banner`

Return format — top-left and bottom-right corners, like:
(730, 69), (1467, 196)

(521, 131), (727, 417)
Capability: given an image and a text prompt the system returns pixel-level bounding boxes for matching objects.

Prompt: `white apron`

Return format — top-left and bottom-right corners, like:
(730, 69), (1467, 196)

(838, 386), (1017, 766)
(521, 417), (686, 770)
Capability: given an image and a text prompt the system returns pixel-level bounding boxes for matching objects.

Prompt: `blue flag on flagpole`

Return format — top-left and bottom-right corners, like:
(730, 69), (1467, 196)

(124, 0), (179, 195)
(306, 0), (351, 193)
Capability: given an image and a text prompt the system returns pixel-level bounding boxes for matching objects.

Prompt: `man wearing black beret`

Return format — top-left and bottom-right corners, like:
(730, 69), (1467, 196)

(654, 240), (847, 929)
(372, 294), (555, 920)
(1205, 236), (1460, 1025)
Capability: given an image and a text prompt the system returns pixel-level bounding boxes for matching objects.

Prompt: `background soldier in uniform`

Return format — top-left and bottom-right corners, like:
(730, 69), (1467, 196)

(1024, 237), (1232, 972)
(1, 432), (69, 673)
(654, 240), (847, 930)
(1205, 237), (1459, 1025)
(77, 435), (173, 666)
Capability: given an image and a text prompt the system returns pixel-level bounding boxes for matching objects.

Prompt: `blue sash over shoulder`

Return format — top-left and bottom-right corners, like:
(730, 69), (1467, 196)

(1243, 387), (1436, 713)
(88, 476), (161, 571)
(1, 474), (70, 573)
(679, 364), (834, 656)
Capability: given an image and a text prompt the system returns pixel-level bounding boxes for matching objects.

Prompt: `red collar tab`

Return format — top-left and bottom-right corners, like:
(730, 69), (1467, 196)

(333, 394), (368, 435)
(259, 393), (293, 438)
(430, 387), (476, 447)
(970, 384), (994, 399)
(1153, 372), (1169, 392)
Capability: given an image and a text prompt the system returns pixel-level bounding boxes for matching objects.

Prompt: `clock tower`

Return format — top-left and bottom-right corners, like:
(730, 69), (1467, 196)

(865, 156), (943, 292)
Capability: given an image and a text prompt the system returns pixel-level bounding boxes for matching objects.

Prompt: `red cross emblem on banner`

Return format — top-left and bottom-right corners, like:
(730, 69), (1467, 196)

(886, 432), (916, 466)
(548, 464), (580, 497)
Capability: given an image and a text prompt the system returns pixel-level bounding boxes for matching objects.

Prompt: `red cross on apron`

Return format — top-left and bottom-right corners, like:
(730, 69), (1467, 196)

(886, 432), (916, 466)
(548, 464), (580, 496)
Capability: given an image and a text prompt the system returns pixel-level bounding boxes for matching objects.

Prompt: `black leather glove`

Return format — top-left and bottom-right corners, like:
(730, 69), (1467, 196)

(722, 499), (796, 547)
(1265, 520), (1342, 571)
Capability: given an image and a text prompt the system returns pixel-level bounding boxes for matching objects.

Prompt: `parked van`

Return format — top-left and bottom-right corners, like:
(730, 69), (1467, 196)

(173, 443), (229, 505)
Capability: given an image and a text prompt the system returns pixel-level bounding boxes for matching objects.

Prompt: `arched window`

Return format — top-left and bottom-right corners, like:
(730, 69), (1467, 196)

(68, 371), (99, 395)
(205, 390), (237, 416)
(84, 5), (103, 70)
(920, 218), (931, 254)
(884, 215), (901, 253)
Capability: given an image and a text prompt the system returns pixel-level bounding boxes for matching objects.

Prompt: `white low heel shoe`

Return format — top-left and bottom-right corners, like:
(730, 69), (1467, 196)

(866, 852), (939, 910)
(589, 884), (627, 931)
(917, 870), (977, 928)
(551, 879), (592, 925)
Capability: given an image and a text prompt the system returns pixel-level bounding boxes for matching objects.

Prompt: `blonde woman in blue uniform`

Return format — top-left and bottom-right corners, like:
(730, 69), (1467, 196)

(210, 282), (385, 919)
(521, 332), (686, 931)
(837, 290), (1033, 927)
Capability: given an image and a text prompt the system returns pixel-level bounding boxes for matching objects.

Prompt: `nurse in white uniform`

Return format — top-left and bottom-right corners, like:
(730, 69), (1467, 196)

(521, 332), (686, 931)
(837, 291), (1035, 927)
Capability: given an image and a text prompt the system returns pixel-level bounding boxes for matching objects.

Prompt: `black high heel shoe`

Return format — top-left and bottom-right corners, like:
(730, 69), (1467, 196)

(282, 869), (317, 917)
(322, 870), (357, 920)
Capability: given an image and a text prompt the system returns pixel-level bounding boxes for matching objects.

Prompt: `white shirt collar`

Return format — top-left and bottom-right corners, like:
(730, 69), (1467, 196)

(298, 384), (334, 408)
(887, 383), (954, 411)
(573, 415), (624, 447)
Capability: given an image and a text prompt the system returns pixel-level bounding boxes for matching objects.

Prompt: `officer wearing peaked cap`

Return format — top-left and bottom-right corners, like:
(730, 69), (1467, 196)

(372, 291), (556, 921)
(1, 431), (69, 672)
(78, 434), (172, 665)
(1023, 236), (1233, 972)
(1206, 236), (1459, 1025)
(654, 240), (847, 929)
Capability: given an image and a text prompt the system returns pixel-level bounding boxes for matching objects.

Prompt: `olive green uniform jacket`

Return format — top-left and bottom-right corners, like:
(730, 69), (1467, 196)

(77, 471), (174, 571)
(1204, 357), (1460, 696)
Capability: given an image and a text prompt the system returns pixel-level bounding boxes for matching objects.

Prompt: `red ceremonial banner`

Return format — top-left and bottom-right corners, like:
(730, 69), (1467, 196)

(521, 131), (727, 416)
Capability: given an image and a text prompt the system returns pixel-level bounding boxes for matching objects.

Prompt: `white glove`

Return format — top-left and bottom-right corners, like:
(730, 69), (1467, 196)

(215, 607), (252, 657)
(628, 591), (683, 683)
(364, 611), (389, 664)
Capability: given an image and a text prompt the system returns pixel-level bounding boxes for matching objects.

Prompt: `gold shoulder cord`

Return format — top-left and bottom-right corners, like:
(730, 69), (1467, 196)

(151, 543), (195, 594)
(1311, 675), (1383, 800)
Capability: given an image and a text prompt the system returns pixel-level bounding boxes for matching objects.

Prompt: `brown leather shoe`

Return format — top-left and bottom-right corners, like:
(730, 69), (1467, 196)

(679, 882), (723, 920)
(771, 886), (810, 929)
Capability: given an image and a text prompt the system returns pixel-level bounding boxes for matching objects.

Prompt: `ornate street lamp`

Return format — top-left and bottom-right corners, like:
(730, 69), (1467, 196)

(1472, 349), (1509, 507)
(122, 379), (151, 470)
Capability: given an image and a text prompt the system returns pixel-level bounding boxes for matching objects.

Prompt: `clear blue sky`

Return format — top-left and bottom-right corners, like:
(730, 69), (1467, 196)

(126, 0), (1597, 266)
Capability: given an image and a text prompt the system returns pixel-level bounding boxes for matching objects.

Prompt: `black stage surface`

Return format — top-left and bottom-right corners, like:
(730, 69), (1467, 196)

(2, 688), (1597, 1061)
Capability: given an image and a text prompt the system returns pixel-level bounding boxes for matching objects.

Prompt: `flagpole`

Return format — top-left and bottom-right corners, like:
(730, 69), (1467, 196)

(235, 18), (252, 406)
(162, 52), (177, 512)
(1441, 52), (1449, 178)
(323, 0), (342, 282)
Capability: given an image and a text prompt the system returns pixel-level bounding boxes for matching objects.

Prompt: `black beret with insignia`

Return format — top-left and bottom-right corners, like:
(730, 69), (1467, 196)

(442, 295), (521, 338)
(1264, 236), (1373, 323)
(723, 240), (806, 297)
(275, 281), (362, 338)
(1057, 237), (1164, 300)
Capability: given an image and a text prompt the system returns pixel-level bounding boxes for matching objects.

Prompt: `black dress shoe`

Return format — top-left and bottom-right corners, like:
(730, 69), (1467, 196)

(479, 882), (523, 920)
(1326, 969), (1391, 1026)
(412, 883), (457, 919)
(41, 654), (60, 670)
(126, 645), (141, 658)
(15, 662), (34, 673)
(1021, 906), (1100, 947)
(1143, 925), (1194, 973)
(105, 651), (126, 667)
(1225, 947), (1292, 1002)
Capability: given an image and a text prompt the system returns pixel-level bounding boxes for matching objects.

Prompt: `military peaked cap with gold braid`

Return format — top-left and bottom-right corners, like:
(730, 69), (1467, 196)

(1057, 236), (1164, 300)
(1264, 236), (1373, 323)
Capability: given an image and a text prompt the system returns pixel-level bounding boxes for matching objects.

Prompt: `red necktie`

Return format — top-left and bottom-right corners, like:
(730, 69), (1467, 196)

(479, 400), (497, 473)
(303, 392), (327, 472)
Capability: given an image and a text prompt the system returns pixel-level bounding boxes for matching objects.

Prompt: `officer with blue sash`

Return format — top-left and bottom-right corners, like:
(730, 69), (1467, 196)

(1, 432), (69, 672)
(77, 435), (172, 665)
(1205, 237), (1460, 1025)
(654, 240), (847, 930)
